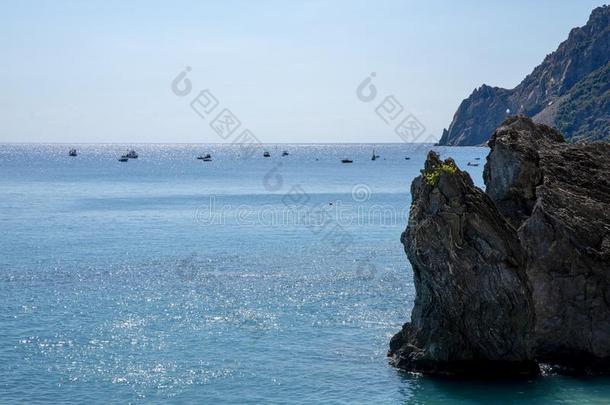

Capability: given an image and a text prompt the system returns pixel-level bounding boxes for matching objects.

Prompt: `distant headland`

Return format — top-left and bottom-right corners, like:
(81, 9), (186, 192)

(439, 5), (610, 146)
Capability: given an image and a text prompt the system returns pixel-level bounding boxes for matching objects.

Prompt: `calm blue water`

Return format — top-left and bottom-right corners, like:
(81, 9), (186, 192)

(1, 144), (609, 404)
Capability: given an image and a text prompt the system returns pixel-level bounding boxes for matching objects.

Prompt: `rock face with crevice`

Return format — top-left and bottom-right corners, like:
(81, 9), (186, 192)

(392, 116), (610, 375)
(484, 116), (610, 372)
(388, 151), (538, 377)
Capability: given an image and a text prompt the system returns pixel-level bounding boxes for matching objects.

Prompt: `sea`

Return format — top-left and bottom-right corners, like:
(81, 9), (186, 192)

(1, 143), (609, 404)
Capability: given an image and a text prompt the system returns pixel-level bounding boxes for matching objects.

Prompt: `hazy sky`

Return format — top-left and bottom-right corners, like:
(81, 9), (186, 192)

(1, 0), (606, 143)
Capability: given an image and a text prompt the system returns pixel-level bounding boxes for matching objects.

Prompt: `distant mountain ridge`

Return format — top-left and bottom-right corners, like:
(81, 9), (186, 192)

(439, 5), (610, 145)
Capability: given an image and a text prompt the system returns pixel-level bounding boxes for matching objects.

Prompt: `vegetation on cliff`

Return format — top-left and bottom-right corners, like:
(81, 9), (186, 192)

(555, 61), (610, 142)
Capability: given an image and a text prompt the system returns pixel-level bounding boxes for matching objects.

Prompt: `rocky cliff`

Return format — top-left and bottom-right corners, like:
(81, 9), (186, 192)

(388, 151), (538, 377)
(484, 116), (610, 372)
(438, 5), (610, 146)
(392, 116), (610, 376)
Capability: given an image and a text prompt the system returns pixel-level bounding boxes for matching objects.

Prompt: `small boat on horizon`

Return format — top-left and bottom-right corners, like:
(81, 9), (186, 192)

(68, 148), (77, 157)
(341, 158), (353, 164)
(126, 150), (138, 159)
(118, 155), (129, 162)
(282, 151), (289, 157)
(405, 157), (411, 160)
(467, 162), (479, 167)
(371, 149), (380, 161)
(263, 151), (271, 157)
(197, 153), (212, 161)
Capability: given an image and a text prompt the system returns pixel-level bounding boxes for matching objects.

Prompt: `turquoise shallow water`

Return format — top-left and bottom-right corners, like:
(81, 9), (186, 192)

(1, 143), (609, 404)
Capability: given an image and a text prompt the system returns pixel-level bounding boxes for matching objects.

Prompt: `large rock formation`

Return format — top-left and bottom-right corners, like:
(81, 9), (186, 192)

(388, 151), (538, 377)
(484, 116), (610, 372)
(391, 116), (610, 375)
(438, 5), (610, 145)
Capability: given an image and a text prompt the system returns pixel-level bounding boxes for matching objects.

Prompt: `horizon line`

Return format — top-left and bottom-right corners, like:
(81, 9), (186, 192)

(0, 141), (443, 146)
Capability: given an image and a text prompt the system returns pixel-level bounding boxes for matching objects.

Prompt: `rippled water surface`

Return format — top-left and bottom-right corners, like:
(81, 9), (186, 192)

(1, 143), (608, 403)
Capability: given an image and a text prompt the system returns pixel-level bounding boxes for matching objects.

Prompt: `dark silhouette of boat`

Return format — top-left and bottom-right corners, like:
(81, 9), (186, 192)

(68, 148), (77, 157)
(467, 162), (479, 167)
(126, 150), (138, 159)
(197, 153), (212, 161)
(405, 157), (411, 160)
(263, 151), (271, 157)
(371, 149), (380, 161)
(282, 151), (289, 156)
(341, 158), (353, 163)
(118, 155), (129, 162)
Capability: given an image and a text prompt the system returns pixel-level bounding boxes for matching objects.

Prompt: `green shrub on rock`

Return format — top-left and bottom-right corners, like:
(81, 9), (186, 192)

(423, 161), (458, 186)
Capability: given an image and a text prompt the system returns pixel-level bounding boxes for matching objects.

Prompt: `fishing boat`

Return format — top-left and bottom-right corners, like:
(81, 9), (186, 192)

(197, 153), (212, 161)
(68, 148), (77, 157)
(282, 151), (289, 157)
(126, 150), (138, 159)
(263, 151), (271, 157)
(341, 158), (353, 164)
(467, 162), (479, 167)
(118, 155), (129, 162)
(404, 157), (411, 160)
